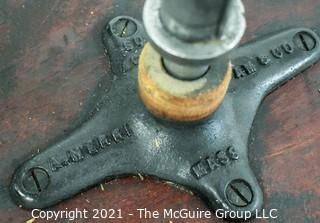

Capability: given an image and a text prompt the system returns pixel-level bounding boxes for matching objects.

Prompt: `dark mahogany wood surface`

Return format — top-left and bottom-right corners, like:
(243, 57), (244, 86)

(0, 0), (319, 222)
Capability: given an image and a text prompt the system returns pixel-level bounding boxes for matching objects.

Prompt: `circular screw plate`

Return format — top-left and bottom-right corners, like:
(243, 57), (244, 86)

(294, 31), (316, 51)
(110, 17), (137, 38)
(226, 179), (253, 207)
(22, 168), (50, 194)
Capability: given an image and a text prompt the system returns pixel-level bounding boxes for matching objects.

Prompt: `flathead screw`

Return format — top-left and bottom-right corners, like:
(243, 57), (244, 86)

(110, 17), (137, 38)
(22, 168), (50, 194)
(294, 31), (316, 51)
(226, 179), (253, 207)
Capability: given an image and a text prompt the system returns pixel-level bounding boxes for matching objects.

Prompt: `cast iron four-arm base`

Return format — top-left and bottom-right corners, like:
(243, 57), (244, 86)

(10, 16), (320, 219)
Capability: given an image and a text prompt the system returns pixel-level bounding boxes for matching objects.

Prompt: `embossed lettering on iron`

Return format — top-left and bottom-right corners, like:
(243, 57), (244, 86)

(191, 146), (239, 179)
(233, 42), (295, 79)
(48, 124), (133, 172)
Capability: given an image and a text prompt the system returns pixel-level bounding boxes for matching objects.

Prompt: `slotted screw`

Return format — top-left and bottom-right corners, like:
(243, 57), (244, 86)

(294, 31), (316, 51)
(226, 179), (253, 207)
(22, 168), (50, 194)
(110, 17), (137, 38)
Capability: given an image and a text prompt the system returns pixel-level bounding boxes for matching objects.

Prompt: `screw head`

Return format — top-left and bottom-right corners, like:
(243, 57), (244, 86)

(110, 17), (137, 38)
(22, 167), (50, 194)
(294, 31), (316, 51)
(226, 179), (253, 207)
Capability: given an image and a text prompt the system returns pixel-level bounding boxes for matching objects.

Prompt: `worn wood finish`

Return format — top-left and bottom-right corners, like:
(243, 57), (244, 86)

(138, 43), (233, 122)
(0, 0), (319, 222)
